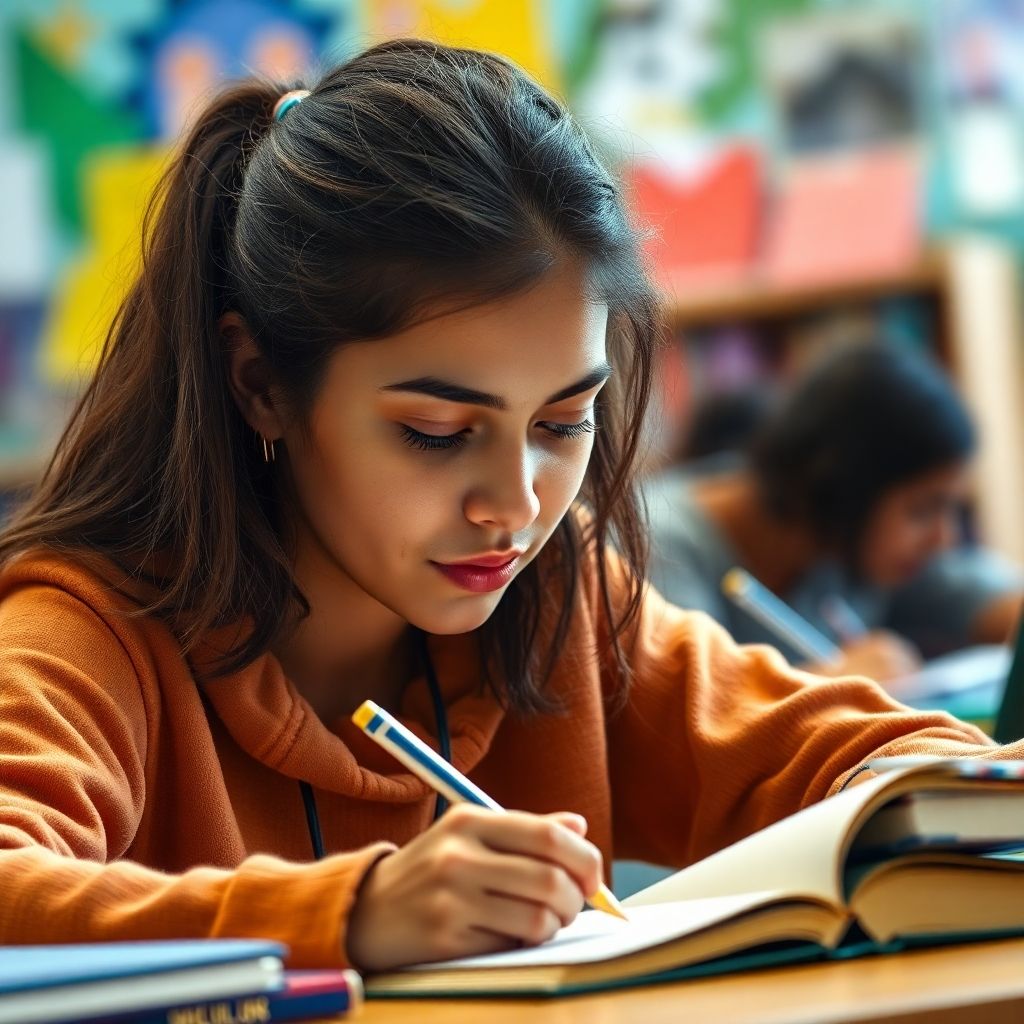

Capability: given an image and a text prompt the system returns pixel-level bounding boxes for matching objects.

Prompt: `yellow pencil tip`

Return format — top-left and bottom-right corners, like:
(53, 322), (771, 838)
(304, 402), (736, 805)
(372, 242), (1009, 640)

(351, 700), (378, 729)
(589, 887), (629, 921)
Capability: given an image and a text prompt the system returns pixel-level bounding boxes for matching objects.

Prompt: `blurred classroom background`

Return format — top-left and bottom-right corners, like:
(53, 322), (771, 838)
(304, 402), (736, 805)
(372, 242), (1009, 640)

(1, 0), (1024, 562)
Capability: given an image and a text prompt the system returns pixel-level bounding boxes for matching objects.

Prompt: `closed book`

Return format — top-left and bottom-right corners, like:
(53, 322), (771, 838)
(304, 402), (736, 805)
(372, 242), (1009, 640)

(365, 760), (1024, 997)
(0, 940), (285, 1024)
(112, 969), (363, 1023)
(852, 789), (1024, 857)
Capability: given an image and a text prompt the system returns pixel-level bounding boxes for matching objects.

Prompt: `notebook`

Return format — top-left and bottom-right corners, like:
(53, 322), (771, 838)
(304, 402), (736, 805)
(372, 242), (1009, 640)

(0, 940), (285, 1024)
(364, 759), (1024, 997)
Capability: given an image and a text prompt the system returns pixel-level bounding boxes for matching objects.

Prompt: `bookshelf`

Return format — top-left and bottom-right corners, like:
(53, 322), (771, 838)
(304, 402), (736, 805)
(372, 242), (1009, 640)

(664, 254), (946, 335)
(659, 238), (1024, 563)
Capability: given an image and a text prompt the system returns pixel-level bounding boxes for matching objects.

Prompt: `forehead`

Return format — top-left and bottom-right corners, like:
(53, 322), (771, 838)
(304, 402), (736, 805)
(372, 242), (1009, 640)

(321, 265), (609, 403)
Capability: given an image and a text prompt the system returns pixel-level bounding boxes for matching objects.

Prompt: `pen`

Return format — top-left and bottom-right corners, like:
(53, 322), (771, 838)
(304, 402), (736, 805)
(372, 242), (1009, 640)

(352, 699), (629, 921)
(721, 567), (840, 665)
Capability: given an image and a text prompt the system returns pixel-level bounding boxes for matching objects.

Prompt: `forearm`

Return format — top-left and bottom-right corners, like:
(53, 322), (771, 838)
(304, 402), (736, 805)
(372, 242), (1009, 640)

(0, 842), (395, 967)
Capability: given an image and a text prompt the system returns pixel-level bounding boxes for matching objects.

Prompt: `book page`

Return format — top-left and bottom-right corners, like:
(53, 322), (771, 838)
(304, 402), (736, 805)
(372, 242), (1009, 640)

(851, 854), (1024, 942)
(625, 770), (911, 910)
(402, 893), (788, 971)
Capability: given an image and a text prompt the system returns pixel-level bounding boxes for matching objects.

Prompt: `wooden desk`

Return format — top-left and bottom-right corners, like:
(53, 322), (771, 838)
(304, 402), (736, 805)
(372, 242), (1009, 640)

(356, 936), (1024, 1023)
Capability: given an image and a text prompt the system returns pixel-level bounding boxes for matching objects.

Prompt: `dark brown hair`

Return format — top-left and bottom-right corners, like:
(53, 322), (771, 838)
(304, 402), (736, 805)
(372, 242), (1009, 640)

(750, 342), (975, 566)
(0, 39), (661, 711)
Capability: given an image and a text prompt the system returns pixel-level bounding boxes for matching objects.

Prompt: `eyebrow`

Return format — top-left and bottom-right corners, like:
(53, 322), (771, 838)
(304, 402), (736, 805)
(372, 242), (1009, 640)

(380, 362), (613, 411)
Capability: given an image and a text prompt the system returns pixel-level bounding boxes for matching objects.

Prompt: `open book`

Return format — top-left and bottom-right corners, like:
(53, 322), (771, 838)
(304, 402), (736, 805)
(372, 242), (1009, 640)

(365, 760), (1024, 997)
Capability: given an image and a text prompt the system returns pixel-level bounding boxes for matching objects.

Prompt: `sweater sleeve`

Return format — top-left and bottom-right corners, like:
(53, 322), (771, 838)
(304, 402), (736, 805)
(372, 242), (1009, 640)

(601, 568), (1024, 870)
(0, 582), (393, 967)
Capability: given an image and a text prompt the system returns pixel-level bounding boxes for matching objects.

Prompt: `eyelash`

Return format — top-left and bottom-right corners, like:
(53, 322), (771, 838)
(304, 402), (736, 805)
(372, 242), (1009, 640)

(399, 419), (597, 452)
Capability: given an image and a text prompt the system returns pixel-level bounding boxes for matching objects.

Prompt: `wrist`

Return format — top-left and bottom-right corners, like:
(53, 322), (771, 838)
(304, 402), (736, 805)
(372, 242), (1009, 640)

(344, 846), (396, 969)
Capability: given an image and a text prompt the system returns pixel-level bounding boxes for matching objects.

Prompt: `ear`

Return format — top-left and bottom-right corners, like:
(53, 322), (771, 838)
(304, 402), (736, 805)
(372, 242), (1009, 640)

(220, 312), (285, 440)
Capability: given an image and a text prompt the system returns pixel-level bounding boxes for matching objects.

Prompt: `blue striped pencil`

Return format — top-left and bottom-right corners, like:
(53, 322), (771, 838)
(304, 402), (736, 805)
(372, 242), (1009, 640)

(352, 699), (628, 921)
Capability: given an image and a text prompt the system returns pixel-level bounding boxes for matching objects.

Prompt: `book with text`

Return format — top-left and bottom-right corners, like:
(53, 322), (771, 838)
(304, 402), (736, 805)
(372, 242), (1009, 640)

(365, 760), (1024, 997)
(112, 969), (362, 1024)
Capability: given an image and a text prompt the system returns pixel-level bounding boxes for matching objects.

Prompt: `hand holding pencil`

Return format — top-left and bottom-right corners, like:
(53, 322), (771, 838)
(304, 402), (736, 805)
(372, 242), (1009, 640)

(346, 700), (625, 972)
(722, 568), (921, 682)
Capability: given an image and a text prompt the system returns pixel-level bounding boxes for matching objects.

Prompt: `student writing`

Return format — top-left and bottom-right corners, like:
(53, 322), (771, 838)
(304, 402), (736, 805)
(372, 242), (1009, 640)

(0, 41), (1021, 974)
(645, 343), (1024, 682)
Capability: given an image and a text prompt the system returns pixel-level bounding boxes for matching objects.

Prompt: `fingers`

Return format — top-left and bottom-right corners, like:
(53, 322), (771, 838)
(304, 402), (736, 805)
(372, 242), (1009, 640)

(472, 890), (568, 947)
(346, 805), (603, 971)
(550, 811), (588, 836)
(417, 903), (564, 965)
(470, 848), (586, 926)
(442, 805), (604, 903)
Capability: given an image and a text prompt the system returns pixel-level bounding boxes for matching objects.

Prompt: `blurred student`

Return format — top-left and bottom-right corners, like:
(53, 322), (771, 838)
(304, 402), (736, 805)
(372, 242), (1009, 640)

(645, 343), (1024, 681)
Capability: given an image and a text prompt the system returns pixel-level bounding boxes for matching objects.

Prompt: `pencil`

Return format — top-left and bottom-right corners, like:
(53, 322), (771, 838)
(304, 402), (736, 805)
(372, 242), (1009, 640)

(820, 593), (868, 643)
(721, 567), (840, 664)
(351, 699), (628, 921)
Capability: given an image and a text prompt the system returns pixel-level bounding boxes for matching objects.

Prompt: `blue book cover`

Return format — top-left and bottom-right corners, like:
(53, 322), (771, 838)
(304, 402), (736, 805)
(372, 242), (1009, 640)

(0, 940), (286, 1024)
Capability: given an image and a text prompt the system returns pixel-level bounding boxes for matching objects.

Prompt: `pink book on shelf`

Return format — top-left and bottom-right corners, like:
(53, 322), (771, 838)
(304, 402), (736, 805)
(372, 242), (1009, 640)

(762, 146), (922, 287)
(625, 146), (761, 296)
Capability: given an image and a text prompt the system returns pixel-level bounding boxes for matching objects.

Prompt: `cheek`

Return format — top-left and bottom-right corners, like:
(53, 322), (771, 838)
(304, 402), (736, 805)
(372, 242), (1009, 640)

(896, 515), (932, 550)
(355, 460), (456, 551)
(535, 444), (592, 511)
(859, 511), (899, 571)
(290, 433), (438, 556)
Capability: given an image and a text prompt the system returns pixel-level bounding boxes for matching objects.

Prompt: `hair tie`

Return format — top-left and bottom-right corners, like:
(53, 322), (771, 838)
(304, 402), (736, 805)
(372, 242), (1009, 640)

(273, 89), (311, 121)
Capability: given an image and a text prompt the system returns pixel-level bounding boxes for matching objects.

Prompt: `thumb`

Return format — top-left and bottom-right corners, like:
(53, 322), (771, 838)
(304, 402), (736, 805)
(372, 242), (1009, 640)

(549, 811), (588, 836)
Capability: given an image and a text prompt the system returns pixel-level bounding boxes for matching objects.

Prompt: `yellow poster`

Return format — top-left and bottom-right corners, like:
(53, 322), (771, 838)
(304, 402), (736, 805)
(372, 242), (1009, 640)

(43, 146), (168, 382)
(366, 0), (560, 94)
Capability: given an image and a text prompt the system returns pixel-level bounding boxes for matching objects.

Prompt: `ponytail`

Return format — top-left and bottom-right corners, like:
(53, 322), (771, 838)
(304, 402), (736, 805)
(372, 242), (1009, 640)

(0, 79), (299, 669)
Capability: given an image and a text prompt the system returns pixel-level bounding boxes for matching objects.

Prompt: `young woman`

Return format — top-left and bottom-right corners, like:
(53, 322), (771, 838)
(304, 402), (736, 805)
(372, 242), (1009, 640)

(0, 40), (1015, 972)
(645, 344), (1023, 681)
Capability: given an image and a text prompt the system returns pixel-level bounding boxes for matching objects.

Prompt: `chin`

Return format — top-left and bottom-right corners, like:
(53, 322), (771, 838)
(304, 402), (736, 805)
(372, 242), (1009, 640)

(410, 597), (502, 636)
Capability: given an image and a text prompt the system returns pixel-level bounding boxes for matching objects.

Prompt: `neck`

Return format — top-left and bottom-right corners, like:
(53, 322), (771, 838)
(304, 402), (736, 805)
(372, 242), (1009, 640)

(694, 471), (822, 594)
(273, 535), (417, 723)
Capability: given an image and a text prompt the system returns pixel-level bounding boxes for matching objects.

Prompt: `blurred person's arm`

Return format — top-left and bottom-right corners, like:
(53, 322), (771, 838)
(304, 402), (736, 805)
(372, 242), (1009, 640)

(806, 630), (922, 684)
(970, 591), (1024, 645)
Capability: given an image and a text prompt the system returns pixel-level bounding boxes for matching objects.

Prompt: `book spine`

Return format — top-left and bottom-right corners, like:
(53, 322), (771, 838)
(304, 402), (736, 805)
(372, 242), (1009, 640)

(97, 971), (361, 1024)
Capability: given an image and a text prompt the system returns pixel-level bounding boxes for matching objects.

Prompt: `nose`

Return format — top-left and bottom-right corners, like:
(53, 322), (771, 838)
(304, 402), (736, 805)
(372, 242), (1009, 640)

(463, 442), (542, 534)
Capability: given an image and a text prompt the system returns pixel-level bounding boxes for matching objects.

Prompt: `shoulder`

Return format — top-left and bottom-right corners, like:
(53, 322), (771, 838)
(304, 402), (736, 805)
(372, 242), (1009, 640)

(1, 547), (143, 620)
(0, 547), (171, 676)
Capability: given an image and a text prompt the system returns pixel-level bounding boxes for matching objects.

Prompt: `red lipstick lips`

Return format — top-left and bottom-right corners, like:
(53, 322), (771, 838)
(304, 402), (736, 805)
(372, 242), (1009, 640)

(432, 551), (523, 593)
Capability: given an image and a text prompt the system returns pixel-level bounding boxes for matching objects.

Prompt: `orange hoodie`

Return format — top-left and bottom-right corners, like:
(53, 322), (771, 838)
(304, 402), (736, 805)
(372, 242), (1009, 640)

(0, 547), (1014, 967)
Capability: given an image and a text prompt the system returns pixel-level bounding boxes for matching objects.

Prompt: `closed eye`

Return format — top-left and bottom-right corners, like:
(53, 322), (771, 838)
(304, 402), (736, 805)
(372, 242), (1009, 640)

(398, 418), (597, 452)
(399, 425), (469, 451)
(541, 419), (596, 440)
